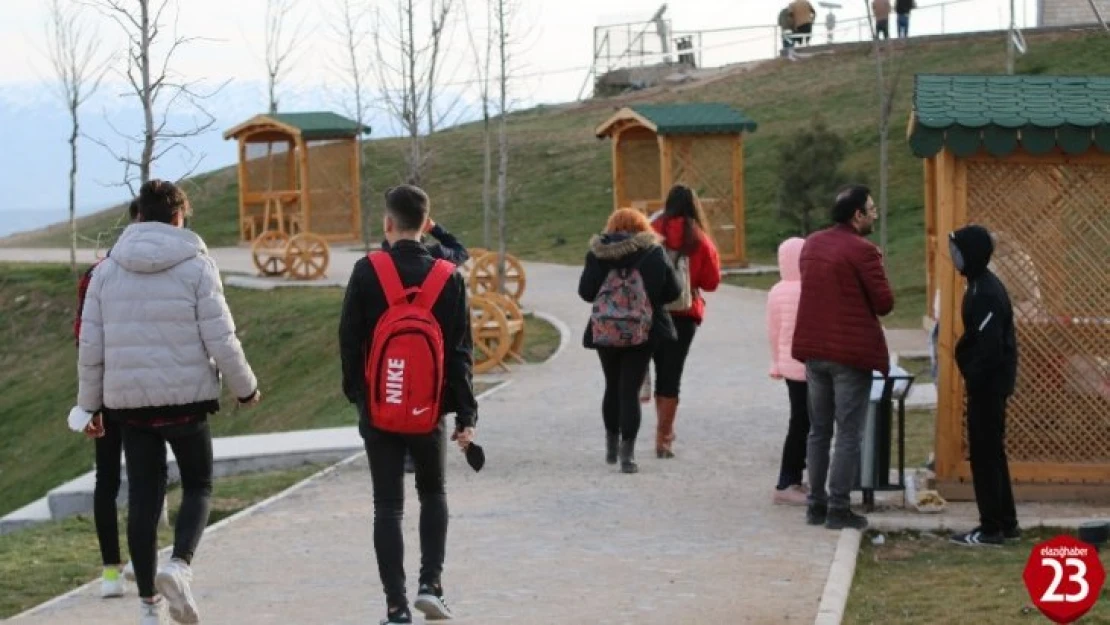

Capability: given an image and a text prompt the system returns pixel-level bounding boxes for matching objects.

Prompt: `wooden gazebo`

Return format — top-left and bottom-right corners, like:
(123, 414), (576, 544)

(595, 103), (758, 267)
(909, 74), (1110, 501)
(224, 111), (371, 243)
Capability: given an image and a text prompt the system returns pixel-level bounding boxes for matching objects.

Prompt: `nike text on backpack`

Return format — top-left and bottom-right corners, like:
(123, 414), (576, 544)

(590, 260), (654, 348)
(365, 252), (454, 434)
(664, 248), (693, 312)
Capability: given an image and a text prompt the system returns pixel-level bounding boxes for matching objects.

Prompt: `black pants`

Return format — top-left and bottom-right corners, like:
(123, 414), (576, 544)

(967, 392), (1018, 535)
(795, 22), (813, 44)
(875, 19), (889, 39)
(777, 380), (810, 489)
(362, 419), (448, 608)
(652, 315), (697, 398)
(122, 419), (213, 599)
(94, 417), (123, 566)
(597, 346), (653, 441)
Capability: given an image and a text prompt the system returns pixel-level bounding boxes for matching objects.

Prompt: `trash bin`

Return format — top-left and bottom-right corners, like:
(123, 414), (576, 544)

(854, 369), (916, 511)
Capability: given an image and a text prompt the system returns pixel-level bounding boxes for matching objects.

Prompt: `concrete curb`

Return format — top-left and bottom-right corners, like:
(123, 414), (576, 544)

(530, 309), (572, 365)
(813, 529), (863, 625)
(8, 380), (516, 622)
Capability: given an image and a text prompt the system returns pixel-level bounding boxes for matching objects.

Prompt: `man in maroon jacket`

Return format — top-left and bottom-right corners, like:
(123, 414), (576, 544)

(792, 185), (894, 530)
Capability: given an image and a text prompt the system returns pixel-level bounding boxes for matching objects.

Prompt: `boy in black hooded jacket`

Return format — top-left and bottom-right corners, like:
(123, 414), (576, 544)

(947, 224), (1020, 547)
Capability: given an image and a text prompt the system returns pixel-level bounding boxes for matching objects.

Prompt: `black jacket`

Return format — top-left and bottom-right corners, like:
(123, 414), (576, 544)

(895, 0), (914, 14)
(339, 240), (478, 429)
(950, 225), (1018, 397)
(577, 231), (681, 349)
(381, 223), (469, 266)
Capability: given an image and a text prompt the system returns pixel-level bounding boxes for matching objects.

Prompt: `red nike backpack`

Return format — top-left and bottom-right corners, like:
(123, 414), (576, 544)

(364, 252), (455, 434)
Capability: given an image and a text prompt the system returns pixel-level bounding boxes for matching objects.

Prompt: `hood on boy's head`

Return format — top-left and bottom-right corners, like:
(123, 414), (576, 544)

(777, 237), (805, 281)
(949, 224), (994, 277)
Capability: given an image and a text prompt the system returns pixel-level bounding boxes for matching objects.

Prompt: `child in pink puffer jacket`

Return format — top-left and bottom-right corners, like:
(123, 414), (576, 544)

(765, 237), (810, 506)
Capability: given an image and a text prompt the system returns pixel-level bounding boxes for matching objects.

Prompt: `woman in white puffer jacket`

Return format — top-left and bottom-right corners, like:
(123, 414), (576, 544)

(77, 179), (260, 625)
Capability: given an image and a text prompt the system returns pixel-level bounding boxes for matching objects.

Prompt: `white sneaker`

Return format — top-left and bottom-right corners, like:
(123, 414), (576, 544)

(100, 568), (125, 598)
(154, 559), (199, 624)
(414, 583), (455, 620)
(138, 598), (170, 625)
(123, 560), (136, 582)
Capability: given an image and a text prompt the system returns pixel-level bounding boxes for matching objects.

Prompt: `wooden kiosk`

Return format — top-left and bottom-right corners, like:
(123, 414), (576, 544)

(909, 74), (1110, 500)
(595, 103), (757, 267)
(224, 111), (371, 243)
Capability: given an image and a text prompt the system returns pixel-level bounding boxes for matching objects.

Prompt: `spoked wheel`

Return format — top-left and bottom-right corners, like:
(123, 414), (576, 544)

(483, 291), (526, 362)
(467, 252), (526, 302)
(285, 233), (330, 280)
(251, 230), (291, 276)
(470, 294), (511, 374)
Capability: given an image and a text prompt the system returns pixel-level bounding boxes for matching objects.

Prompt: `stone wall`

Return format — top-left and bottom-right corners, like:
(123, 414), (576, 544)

(1040, 0), (1110, 26)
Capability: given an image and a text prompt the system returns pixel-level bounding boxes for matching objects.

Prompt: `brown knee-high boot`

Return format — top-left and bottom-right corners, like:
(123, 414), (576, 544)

(655, 396), (678, 458)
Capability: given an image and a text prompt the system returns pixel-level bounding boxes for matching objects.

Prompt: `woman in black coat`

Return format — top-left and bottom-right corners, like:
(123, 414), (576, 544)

(578, 208), (680, 473)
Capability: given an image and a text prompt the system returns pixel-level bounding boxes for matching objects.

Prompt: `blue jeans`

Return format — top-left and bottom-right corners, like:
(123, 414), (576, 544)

(897, 14), (910, 37)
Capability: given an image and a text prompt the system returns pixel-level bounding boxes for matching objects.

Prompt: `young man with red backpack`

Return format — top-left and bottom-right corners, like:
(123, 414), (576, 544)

(339, 184), (478, 625)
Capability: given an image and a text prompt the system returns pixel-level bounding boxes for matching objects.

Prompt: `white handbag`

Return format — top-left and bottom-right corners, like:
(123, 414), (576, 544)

(665, 248), (693, 311)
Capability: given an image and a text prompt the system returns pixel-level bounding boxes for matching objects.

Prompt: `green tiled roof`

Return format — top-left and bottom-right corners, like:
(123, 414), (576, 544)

(908, 74), (1110, 158)
(270, 112), (371, 139)
(631, 103), (758, 135)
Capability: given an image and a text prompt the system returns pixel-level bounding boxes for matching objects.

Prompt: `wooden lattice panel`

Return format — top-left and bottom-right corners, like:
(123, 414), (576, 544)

(963, 160), (1110, 466)
(306, 140), (356, 238)
(618, 133), (662, 205)
(669, 136), (738, 258)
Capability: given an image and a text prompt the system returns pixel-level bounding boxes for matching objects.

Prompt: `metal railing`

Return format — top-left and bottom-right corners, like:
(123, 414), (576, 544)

(589, 0), (1015, 80)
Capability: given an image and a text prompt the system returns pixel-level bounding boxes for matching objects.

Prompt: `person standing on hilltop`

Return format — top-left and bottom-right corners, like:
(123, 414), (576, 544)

(790, 0), (817, 45)
(873, 0), (891, 39)
(895, 0), (915, 38)
(791, 185), (894, 532)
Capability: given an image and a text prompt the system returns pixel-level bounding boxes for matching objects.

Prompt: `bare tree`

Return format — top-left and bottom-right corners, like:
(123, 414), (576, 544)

(373, 0), (462, 185)
(462, 0), (494, 248)
(862, 0), (906, 257)
(495, 0), (512, 291)
(425, 0), (454, 134)
(46, 0), (111, 275)
(88, 0), (227, 191)
(264, 0), (306, 114)
(332, 0), (376, 249)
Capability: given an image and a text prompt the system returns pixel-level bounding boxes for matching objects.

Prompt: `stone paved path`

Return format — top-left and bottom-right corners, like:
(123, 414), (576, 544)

(7, 251), (841, 624)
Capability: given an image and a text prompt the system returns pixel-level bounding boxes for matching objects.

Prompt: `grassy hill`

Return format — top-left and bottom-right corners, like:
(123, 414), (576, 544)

(7, 30), (1110, 325)
(0, 264), (558, 517)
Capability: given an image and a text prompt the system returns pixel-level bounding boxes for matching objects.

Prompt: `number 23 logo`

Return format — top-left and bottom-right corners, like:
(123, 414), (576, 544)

(1041, 558), (1089, 603)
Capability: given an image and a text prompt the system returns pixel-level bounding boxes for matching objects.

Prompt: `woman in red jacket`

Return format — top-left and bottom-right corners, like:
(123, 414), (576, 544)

(650, 184), (721, 458)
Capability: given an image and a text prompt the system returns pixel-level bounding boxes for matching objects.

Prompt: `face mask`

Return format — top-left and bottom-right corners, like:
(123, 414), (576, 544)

(949, 238), (965, 273)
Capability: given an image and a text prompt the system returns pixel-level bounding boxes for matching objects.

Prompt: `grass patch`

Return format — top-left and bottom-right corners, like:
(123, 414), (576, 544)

(520, 314), (562, 363)
(896, 409), (937, 468)
(0, 463), (323, 619)
(9, 31), (1110, 329)
(899, 356), (934, 386)
(846, 528), (1110, 624)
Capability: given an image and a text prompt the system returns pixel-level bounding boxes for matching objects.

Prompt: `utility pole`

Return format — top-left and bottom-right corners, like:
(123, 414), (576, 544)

(1006, 0), (1015, 74)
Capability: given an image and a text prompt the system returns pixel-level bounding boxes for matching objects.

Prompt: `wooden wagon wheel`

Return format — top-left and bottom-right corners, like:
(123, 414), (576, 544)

(285, 233), (330, 281)
(484, 291), (526, 362)
(467, 252), (527, 302)
(251, 230), (291, 276)
(460, 247), (488, 278)
(470, 294), (511, 374)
